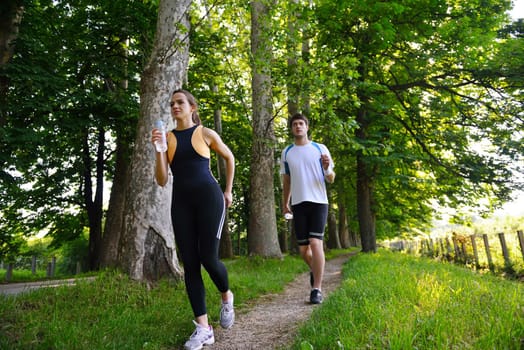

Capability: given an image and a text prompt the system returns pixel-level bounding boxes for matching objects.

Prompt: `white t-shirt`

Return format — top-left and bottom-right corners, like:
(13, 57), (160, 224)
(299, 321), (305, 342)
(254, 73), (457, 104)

(280, 141), (334, 206)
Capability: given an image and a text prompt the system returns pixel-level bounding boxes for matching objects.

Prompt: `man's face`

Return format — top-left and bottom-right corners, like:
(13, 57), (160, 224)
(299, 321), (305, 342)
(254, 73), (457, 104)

(291, 119), (308, 137)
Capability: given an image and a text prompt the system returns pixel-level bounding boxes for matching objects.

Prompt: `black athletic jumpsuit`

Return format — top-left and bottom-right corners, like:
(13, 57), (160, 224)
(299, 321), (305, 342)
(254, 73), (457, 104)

(169, 125), (229, 318)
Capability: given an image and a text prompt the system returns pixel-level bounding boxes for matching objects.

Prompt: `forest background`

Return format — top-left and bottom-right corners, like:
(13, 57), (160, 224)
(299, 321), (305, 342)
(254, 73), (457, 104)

(0, 0), (523, 281)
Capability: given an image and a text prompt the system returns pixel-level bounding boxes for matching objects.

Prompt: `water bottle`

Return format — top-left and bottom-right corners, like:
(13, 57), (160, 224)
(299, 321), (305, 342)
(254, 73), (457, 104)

(284, 213), (293, 220)
(154, 120), (167, 153)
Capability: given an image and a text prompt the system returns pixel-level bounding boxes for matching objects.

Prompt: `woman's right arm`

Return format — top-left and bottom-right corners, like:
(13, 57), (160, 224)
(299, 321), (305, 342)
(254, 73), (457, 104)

(152, 128), (169, 186)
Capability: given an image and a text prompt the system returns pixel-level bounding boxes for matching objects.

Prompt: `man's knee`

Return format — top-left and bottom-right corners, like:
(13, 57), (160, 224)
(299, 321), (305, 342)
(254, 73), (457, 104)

(309, 237), (323, 247)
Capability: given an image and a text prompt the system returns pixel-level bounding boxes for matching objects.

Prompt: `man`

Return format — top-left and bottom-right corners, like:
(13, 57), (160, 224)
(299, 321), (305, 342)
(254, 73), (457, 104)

(280, 113), (335, 304)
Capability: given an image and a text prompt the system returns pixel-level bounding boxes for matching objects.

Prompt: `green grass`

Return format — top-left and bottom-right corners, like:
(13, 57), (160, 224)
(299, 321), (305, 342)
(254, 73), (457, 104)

(0, 253), (315, 350)
(1, 248), (522, 349)
(0, 269), (98, 283)
(290, 250), (524, 350)
(0, 269), (50, 282)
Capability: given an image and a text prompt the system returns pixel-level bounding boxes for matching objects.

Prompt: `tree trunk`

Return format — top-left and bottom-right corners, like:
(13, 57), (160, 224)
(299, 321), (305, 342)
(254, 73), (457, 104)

(355, 61), (377, 253)
(213, 87), (234, 259)
(326, 209), (341, 249)
(300, 34), (311, 117)
(116, 0), (191, 281)
(286, 0), (299, 117)
(100, 38), (134, 268)
(281, 0), (300, 254)
(247, 0), (281, 258)
(0, 0), (24, 68)
(0, 1), (24, 124)
(338, 201), (351, 248)
(100, 133), (131, 268)
(82, 128), (105, 270)
(326, 186), (340, 249)
(356, 151), (376, 252)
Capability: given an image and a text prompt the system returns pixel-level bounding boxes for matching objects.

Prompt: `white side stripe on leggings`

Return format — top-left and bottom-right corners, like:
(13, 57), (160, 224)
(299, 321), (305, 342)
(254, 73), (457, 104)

(216, 200), (226, 239)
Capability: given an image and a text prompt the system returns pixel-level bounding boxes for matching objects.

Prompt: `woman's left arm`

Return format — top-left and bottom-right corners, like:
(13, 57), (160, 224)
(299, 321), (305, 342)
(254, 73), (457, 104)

(204, 128), (235, 207)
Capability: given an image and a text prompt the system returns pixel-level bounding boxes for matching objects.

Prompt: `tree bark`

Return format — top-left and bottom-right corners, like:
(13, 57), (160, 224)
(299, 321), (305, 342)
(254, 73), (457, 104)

(326, 209), (341, 249)
(213, 87), (234, 259)
(83, 127), (105, 270)
(100, 133), (131, 268)
(338, 201), (351, 248)
(355, 59), (377, 253)
(116, 0), (191, 281)
(247, 0), (282, 258)
(0, 0), (24, 124)
(281, 0), (300, 254)
(0, 0), (24, 67)
(356, 150), (377, 252)
(286, 0), (299, 117)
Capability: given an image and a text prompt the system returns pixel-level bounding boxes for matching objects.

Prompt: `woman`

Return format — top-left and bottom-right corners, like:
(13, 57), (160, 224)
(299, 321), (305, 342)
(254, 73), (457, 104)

(152, 89), (235, 350)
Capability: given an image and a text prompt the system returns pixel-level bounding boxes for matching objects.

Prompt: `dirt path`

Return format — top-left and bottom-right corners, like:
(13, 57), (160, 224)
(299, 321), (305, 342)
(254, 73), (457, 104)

(210, 252), (355, 350)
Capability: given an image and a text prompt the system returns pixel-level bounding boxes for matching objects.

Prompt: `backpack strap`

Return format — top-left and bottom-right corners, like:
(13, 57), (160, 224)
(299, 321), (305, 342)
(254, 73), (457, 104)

(310, 141), (322, 154)
(284, 142), (325, 174)
(283, 144), (294, 174)
(311, 141), (327, 174)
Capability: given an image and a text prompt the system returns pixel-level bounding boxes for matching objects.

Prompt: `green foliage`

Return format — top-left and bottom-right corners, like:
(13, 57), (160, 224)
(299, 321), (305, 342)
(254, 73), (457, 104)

(305, 0), (522, 241)
(54, 233), (89, 275)
(1, 0), (523, 261)
(0, 0), (157, 256)
(186, 1), (253, 251)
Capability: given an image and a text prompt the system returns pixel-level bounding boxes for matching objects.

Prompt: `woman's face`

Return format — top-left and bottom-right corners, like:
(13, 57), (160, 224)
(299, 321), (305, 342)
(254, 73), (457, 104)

(170, 92), (194, 121)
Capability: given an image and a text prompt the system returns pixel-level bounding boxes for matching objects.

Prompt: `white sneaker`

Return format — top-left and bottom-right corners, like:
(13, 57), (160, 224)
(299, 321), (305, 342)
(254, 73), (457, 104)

(219, 293), (235, 329)
(184, 320), (215, 350)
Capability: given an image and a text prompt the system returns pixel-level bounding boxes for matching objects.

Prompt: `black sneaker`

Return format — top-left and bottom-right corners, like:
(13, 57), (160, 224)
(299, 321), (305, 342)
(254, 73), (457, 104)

(310, 288), (323, 304)
(309, 271), (314, 288)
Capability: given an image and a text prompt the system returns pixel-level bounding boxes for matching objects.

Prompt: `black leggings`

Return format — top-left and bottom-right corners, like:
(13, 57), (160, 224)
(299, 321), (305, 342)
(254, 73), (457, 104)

(172, 182), (229, 318)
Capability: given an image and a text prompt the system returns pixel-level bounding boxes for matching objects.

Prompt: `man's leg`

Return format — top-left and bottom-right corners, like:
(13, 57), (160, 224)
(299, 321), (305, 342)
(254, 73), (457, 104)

(299, 244), (313, 270)
(309, 238), (325, 290)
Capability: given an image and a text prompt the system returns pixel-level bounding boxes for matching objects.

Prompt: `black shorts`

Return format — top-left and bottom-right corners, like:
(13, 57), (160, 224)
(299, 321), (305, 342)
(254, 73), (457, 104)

(291, 201), (328, 246)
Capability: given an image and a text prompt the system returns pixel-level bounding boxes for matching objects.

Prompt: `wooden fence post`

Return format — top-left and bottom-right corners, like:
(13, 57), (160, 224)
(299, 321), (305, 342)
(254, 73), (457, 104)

(445, 238), (453, 260)
(460, 241), (467, 263)
(452, 236), (460, 261)
(498, 232), (512, 270)
(6, 263), (13, 282)
(470, 234), (480, 268)
(410, 240), (419, 254)
(51, 256), (56, 277)
(482, 234), (494, 272)
(517, 230), (524, 261)
(426, 239), (432, 255)
(31, 255), (37, 275)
